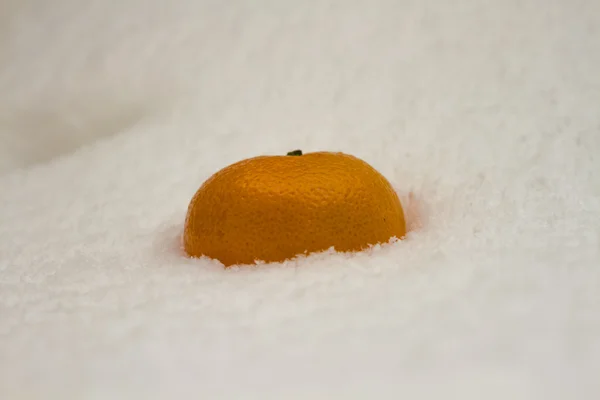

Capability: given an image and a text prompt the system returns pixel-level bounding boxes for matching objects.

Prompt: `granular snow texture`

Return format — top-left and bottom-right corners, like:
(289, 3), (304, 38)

(1, 0), (600, 399)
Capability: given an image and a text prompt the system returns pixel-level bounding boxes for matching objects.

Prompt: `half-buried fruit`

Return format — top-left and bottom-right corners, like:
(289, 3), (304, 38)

(183, 150), (406, 266)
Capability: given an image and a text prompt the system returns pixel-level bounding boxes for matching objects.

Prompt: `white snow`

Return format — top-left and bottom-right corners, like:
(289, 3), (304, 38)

(1, 0), (600, 398)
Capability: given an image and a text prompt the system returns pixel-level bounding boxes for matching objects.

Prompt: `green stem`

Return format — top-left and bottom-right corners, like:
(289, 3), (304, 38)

(287, 149), (303, 156)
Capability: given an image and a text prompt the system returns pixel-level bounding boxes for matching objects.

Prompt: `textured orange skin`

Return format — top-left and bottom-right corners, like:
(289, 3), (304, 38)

(183, 151), (406, 267)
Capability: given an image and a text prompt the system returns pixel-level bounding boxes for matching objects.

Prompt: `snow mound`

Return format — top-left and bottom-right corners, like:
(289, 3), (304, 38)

(1, 0), (599, 398)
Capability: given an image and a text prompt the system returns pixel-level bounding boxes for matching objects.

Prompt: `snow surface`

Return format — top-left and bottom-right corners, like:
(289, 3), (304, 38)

(1, 0), (600, 398)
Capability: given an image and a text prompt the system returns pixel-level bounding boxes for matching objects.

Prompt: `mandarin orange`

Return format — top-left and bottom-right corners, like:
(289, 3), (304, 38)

(183, 150), (406, 266)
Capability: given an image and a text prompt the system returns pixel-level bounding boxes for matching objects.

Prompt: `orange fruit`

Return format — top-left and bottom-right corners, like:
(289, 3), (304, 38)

(183, 150), (406, 266)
